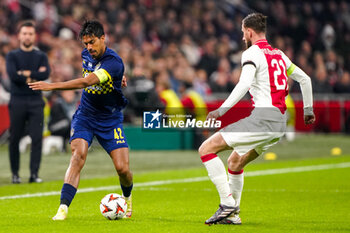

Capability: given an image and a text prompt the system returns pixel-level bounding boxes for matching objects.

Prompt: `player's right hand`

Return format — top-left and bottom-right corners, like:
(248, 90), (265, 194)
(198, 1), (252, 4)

(304, 114), (316, 125)
(206, 110), (221, 121)
(28, 81), (52, 91)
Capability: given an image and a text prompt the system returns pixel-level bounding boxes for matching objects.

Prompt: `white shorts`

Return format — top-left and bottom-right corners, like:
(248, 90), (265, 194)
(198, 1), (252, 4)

(220, 111), (286, 156)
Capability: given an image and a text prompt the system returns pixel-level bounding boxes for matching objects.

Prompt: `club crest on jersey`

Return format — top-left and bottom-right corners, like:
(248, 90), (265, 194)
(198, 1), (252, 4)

(94, 62), (101, 70)
(88, 62), (92, 68)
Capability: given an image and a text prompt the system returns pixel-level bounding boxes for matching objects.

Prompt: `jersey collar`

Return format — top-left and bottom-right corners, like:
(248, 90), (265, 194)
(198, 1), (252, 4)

(254, 39), (268, 45)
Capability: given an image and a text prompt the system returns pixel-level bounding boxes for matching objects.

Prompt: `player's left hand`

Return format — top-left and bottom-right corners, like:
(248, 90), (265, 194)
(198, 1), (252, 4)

(206, 110), (221, 121)
(122, 76), (127, 88)
(304, 114), (316, 125)
(28, 81), (52, 91)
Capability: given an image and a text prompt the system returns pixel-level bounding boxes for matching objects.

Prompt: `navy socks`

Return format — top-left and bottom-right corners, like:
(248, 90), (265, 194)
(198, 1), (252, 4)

(60, 183), (77, 207)
(121, 183), (133, 198)
(59, 183), (131, 206)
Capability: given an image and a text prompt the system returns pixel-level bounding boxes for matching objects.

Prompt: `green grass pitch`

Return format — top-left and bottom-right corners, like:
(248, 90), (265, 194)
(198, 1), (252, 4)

(0, 134), (349, 233)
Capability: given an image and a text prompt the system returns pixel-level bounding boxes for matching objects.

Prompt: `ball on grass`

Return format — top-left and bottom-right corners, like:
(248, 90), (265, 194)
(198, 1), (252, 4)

(264, 152), (277, 160)
(331, 147), (342, 156)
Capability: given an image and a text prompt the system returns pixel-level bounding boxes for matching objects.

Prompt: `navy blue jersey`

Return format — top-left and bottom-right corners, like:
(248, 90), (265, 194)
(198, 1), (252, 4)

(77, 47), (128, 126)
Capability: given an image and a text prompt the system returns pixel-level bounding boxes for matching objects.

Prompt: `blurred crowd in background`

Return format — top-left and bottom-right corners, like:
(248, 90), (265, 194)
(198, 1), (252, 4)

(0, 0), (349, 122)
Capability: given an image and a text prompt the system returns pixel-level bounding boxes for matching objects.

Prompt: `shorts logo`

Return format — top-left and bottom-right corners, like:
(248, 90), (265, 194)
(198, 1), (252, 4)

(143, 110), (162, 129)
(70, 128), (75, 137)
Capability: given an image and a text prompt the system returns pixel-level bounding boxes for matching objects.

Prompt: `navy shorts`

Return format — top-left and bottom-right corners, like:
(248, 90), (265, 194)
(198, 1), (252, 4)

(70, 114), (128, 154)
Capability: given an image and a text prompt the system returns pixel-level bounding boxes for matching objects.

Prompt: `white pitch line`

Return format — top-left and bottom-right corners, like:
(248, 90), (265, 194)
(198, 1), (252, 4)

(0, 162), (349, 200)
(244, 162), (350, 177)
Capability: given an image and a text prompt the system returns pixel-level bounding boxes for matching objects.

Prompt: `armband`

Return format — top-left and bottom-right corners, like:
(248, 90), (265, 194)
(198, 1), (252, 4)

(93, 69), (109, 83)
(287, 63), (296, 76)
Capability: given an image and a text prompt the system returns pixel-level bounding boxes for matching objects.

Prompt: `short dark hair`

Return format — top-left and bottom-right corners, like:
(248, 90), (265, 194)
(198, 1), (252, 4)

(242, 13), (267, 34)
(18, 20), (36, 33)
(79, 20), (105, 39)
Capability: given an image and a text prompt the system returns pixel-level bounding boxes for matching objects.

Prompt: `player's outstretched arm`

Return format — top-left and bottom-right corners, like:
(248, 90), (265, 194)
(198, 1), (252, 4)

(210, 64), (256, 120)
(29, 73), (100, 91)
(287, 64), (316, 125)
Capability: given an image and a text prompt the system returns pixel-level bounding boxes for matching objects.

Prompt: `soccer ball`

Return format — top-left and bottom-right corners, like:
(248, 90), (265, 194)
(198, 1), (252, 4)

(100, 193), (127, 220)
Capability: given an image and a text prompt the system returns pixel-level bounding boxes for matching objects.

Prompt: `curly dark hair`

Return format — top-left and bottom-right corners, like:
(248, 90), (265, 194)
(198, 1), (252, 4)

(242, 13), (267, 34)
(79, 20), (105, 39)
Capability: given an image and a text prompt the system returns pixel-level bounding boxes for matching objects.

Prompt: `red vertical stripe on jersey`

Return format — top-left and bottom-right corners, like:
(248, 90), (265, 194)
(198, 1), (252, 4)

(255, 40), (288, 114)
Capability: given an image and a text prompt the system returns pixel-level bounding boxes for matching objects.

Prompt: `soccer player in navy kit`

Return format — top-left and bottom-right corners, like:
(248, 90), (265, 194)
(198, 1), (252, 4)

(29, 20), (133, 220)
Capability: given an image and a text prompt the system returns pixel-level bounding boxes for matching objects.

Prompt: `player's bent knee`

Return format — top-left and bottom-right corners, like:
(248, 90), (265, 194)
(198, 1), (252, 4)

(227, 156), (244, 171)
(116, 166), (130, 177)
(198, 140), (211, 156)
(198, 143), (205, 156)
(70, 153), (86, 169)
(229, 163), (243, 172)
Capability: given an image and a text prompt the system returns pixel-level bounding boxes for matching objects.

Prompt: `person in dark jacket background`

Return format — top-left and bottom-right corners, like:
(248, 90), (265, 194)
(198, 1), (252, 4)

(6, 20), (50, 184)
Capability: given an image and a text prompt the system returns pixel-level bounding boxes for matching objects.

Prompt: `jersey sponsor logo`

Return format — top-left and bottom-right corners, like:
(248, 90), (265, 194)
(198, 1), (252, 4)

(87, 85), (103, 91)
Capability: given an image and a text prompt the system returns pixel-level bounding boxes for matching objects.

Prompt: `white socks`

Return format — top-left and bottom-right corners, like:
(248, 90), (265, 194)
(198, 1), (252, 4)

(228, 169), (244, 207)
(201, 153), (235, 207)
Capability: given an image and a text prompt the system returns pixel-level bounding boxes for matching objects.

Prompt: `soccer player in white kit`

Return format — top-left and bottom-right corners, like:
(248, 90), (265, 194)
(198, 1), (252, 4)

(198, 13), (315, 225)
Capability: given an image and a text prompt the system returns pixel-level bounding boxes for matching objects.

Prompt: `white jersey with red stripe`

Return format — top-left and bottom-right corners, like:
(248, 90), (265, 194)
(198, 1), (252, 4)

(241, 39), (290, 115)
(218, 38), (312, 121)
(218, 39), (313, 155)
